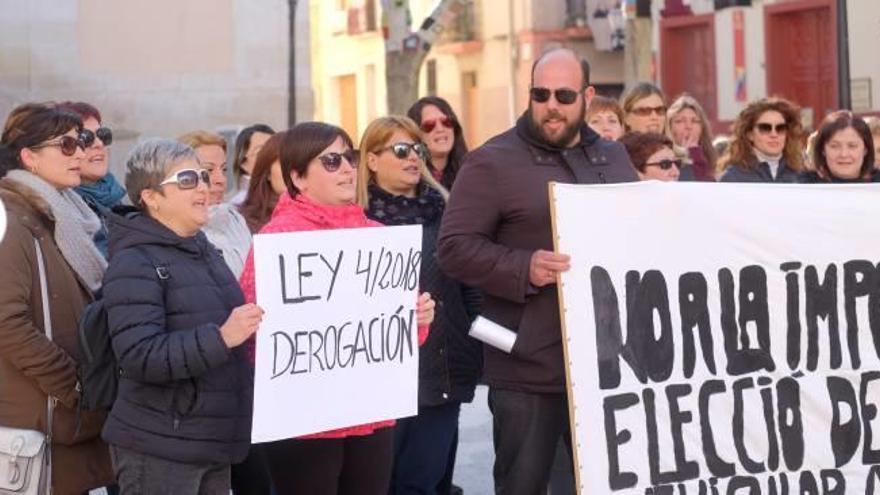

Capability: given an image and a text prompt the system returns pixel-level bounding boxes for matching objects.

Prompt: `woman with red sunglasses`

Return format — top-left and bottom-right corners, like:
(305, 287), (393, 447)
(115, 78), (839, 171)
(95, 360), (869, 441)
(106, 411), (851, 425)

(407, 96), (469, 189)
(0, 102), (115, 494)
(238, 121), (436, 495)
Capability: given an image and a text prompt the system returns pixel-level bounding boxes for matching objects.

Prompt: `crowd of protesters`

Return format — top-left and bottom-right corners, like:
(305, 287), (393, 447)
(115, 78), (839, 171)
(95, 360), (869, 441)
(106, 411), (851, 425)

(0, 45), (877, 495)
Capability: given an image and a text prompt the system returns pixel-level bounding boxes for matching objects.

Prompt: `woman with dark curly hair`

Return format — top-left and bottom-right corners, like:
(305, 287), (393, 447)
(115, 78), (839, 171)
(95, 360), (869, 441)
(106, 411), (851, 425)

(718, 97), (804, 182)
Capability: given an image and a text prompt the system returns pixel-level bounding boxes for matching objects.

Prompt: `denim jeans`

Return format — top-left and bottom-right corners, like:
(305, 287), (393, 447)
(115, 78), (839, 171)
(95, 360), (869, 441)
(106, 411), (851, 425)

(389, 402), (462, 494)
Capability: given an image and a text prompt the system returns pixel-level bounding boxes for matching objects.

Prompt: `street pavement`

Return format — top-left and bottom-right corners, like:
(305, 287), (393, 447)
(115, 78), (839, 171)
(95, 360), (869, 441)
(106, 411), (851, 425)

(453, 385), (495, 494)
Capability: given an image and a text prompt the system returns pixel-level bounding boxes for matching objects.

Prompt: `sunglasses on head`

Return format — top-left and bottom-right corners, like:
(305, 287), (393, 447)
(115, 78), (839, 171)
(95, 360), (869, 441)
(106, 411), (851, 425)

(29, 135), (85, 156)
(755, 122), (789, 134)
(645, 158), (682, 170)
(630, 105), (667, 117)
(420, 116), (455, 133)
(529, 87), (581, 105)
(379, 142), (428, 161)
(80, 127), (113, 148)
(317, 149), (359, 172)
(159, 168), (211, 189)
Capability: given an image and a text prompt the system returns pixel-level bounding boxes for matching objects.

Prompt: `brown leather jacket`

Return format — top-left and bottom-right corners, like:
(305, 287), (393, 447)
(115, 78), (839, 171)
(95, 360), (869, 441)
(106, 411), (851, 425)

(0, 178), (113, 494)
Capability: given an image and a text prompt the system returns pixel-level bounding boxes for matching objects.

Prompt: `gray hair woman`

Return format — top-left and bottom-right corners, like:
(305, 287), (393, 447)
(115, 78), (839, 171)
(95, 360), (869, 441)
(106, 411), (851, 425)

(101, 138), (263, 494)
(0, 102), (115, 494)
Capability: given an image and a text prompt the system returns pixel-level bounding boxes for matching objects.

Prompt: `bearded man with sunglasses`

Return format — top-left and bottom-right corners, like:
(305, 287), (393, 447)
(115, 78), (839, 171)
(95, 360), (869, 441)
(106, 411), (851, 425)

(438, 48), (637, 494)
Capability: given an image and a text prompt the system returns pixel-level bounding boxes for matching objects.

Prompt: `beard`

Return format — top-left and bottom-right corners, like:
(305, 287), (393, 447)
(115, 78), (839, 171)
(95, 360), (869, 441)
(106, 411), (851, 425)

(528, 100), (586, 148)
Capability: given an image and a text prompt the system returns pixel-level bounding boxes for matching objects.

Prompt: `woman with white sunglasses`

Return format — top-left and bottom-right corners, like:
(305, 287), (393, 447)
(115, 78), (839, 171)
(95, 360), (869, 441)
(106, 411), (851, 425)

(101, 138), (264, 494)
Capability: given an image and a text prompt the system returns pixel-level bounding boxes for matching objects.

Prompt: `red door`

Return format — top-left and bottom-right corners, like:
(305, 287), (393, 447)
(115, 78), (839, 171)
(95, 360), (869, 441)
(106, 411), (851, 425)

(765, 0), (838, 130)
(660, 14), (718, 125)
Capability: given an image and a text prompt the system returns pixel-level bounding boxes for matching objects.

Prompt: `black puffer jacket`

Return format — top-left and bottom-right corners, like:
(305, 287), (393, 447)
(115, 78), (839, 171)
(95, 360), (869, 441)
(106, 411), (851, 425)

(366, 184), (482, 406)
(101, 208), (252, 464)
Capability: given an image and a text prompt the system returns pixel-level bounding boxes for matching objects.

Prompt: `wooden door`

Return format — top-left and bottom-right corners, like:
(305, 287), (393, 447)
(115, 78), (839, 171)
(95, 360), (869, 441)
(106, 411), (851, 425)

(765, 0), (837, 130)
(660, 14), (718, 124)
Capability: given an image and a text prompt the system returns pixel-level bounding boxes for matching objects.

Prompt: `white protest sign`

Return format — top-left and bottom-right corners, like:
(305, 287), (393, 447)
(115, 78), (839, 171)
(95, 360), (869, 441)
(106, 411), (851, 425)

(0, 198), (6, 243)
(251, 225), (422, 442)
(551, 181), (880, 494)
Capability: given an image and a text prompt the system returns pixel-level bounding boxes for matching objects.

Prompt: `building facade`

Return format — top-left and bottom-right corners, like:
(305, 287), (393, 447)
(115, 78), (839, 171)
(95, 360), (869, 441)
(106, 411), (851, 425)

(309, 0), (625, 148)
(0, 0), (313, 178)
(651, 0), (880, 131)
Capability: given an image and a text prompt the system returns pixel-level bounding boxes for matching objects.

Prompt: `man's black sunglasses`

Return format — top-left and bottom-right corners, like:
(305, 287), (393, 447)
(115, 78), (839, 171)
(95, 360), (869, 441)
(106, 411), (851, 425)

(529, 87), (581, 105)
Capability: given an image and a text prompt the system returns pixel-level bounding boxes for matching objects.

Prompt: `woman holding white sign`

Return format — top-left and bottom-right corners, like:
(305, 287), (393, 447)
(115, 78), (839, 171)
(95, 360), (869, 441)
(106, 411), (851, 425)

(356, 116), (484, 495)
(238, 121), (436, 495)
(102, 138), (264, 494)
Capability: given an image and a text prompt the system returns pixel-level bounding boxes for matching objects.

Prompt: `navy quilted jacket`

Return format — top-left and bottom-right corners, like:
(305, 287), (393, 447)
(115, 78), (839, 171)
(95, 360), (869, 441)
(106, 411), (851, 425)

(100, 208), (252, 464)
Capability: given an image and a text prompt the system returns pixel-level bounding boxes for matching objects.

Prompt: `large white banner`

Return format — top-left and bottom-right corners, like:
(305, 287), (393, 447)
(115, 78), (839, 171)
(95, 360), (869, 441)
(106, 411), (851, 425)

(251, 225), (422, 443)
(551, 182), (880, 494)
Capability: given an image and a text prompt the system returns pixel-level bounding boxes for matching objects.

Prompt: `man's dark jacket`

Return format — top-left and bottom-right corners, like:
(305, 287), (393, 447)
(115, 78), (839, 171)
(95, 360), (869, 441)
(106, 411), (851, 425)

(437, 114), (638, 393)
(101, 209), (252, 464)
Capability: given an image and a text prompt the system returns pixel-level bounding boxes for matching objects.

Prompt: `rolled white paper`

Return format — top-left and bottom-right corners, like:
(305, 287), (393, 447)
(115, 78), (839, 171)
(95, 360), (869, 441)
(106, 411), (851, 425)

(468, 316), (517, 354)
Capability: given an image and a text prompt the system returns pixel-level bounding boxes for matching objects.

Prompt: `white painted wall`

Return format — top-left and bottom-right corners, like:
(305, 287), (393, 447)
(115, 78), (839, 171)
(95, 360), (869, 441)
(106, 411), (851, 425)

(0, 0), (311, 178)
(713, 6), (767, 122)
(847, 0), (880, 112)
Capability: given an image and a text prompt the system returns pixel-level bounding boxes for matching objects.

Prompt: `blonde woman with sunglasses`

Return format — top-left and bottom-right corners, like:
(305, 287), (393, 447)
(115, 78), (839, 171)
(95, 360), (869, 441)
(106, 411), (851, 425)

(621, 82), (668, 134)
(355, 116), (483, 494)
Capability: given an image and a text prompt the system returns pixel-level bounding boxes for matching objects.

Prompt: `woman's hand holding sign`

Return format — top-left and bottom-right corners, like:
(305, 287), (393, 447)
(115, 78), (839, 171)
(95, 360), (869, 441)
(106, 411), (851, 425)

(220, 303), (265, 348)
(416, 292), (436, 327)
(529, 249), (571, 287)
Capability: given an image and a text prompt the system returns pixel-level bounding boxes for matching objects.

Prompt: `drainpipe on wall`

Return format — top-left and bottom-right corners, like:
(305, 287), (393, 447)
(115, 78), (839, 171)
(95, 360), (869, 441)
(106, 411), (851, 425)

(288, 0), (299, 127)
(836, 0), (851, 110)
(507, 0), (518, 125)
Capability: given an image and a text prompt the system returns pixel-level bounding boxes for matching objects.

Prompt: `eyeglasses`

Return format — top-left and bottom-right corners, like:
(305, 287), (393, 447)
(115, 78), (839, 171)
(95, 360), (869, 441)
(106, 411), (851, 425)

(420, 116), (455, 133)
(378, 142), (428, 161)
(80, 127), (113, 148)
(529, 87), (581, 105)
(644, 159), (682, 170)
(630, 105), (667, 117)
(29, 135), (85, 156)
(317, 149), (359, 172)
(159, 168), (211, 189)
(755, 122), (789, 135)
